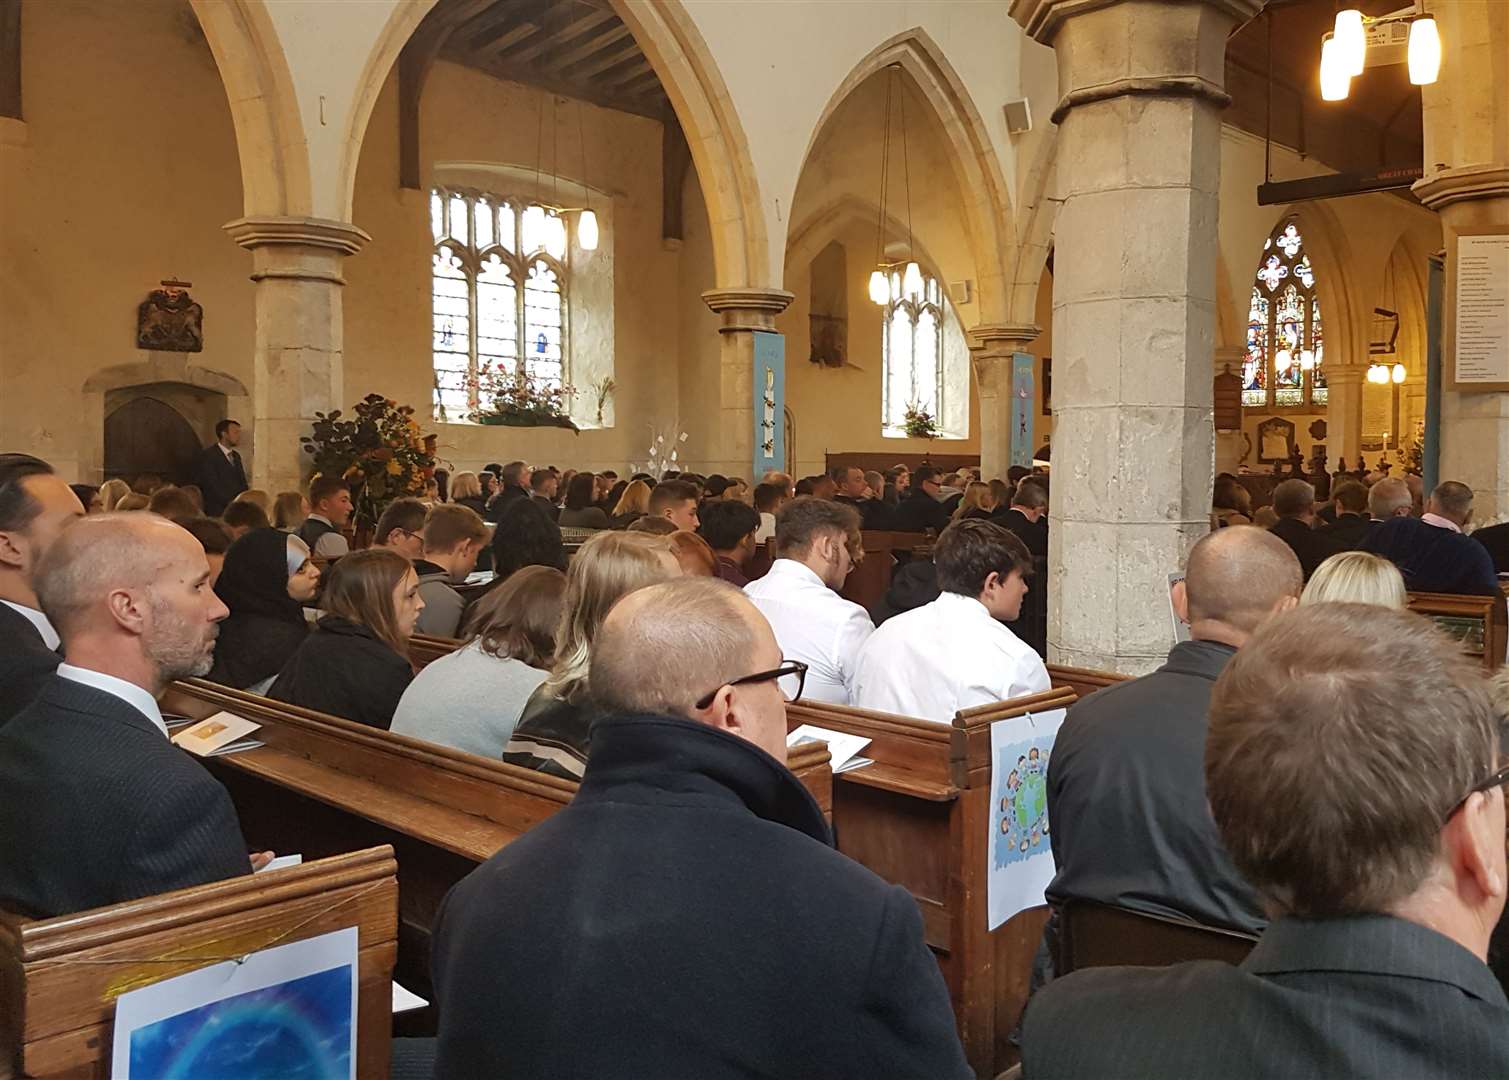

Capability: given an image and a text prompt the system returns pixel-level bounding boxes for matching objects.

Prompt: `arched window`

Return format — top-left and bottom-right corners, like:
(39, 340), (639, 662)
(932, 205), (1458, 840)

(1243, 219), (1327, 409)
(883, 275), (960, 436)
(430, 187), (571, 422)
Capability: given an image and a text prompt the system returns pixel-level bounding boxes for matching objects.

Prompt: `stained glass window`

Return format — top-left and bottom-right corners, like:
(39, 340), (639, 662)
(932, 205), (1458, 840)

(429, 187), (575, 421)
(1244, 218), (1325, 410)
(882, 273), (948, 434)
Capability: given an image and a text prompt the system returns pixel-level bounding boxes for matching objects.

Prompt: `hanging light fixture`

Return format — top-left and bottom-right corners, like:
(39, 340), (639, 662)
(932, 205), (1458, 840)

(1318, 3), (1441, 102)
(1275, 347), (1294, 371)
(1392, 362), (1407, 383)
(1299, 349), (1316, 371)
(531, 2), (599, 253)
(1407, 16), (1441, 85)
(1319, 37), (1352, 101)
(868, 65), (924, 305)
(1333, 9), (1367, 76)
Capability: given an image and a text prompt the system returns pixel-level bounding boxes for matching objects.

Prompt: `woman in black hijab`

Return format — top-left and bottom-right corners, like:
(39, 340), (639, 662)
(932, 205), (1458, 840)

(208, 528), (321, 693)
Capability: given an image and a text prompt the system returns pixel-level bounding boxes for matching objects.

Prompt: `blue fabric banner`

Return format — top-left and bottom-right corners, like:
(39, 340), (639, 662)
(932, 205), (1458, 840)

(1011, 352), (1035, 468)
(753, 333), (785, 477)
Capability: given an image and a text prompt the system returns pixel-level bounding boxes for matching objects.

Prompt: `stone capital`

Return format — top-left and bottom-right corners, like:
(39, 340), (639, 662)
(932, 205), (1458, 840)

(967, 322), (1041, 360)
(701, 287), (795, 334)
(1009, 0), (1264, 46)
(224, 216), (372, 286)
(1411, 165), (1509, 211)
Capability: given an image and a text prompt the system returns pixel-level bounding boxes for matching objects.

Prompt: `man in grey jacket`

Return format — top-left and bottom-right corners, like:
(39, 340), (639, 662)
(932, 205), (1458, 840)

(413, 504), (490, 638)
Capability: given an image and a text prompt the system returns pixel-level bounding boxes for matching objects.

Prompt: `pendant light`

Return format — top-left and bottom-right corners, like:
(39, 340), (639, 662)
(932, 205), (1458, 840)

(1319, 37), (1351, 101)
(1407, 17), (1440, 85)
(1333, 9), (1367, 77)
(532, 2), (598, 255)
(1392, 362), (1407, 383)
(869, 65), (924, 305)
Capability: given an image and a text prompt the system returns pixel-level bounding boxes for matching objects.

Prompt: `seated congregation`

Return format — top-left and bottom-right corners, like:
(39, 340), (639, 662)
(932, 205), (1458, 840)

(3, 447), (1509, 1079)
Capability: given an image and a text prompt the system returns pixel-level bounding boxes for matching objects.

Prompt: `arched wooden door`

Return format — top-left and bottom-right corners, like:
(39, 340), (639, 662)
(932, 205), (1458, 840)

(104, 397), (201, 485)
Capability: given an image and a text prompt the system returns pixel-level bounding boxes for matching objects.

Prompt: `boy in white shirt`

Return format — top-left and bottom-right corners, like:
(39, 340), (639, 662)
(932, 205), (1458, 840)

(852, 518), (1048, 721)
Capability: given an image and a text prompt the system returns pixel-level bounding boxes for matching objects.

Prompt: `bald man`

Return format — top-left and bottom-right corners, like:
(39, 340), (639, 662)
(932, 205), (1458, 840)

(1033, 526), (1303, 988)
(432, 578), (970, 1079)
(0, 513), (259, 918)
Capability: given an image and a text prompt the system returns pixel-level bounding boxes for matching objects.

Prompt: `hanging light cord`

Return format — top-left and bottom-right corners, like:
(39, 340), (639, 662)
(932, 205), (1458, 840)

(898, 65), (916, 271)
(875, 66), (894, 271)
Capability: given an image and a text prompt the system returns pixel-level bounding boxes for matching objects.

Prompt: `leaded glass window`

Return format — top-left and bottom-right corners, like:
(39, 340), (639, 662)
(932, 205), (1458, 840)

(1243, 219), (1326, 409)
(883, 275), (950, 434)
(429, 186), (572, 421)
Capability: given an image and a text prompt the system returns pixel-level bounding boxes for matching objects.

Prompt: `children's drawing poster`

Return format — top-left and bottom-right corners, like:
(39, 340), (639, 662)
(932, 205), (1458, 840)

(987, 708), (1066, 930)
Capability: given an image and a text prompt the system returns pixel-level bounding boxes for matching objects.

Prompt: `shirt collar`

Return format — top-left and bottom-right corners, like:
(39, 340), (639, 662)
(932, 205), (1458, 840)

(55, 663), (167, 738)
(1422, 512), (1462, 533)
(769, 558), (829, 591)
(308, 513), (333, 526)
(932, 590), (993, 620)
(1, 599), (60, 650)
(219, 442), (237, 460)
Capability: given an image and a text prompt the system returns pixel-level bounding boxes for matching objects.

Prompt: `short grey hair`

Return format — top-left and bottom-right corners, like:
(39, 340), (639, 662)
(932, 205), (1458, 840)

(1368, 477), (1411, 519)
(590, 577), (763, 719)
(35, 513), (184, 636)
(1431, 480), (1474, 522)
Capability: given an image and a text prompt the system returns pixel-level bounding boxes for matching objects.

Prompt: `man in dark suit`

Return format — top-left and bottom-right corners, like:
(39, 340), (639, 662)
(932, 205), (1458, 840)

(484, 459), (530, 523)
(528, 467), (560, 521)
(433, 578), (970, 1078)
(190, 419), (248, 517)
(1361, 480), (1498, 595)
(1266, 477), (1331, 580)
(1023, 603), (1509, 1079)
(830, 464), (890, 529)
(0, 454), (83, 727)
(1319, 480), (1372, 551)
(991, 476), (1048, 557)
(0, 513), (263, 918)
(889, 464), (952, 534)
(1037, 527), (1301, 988)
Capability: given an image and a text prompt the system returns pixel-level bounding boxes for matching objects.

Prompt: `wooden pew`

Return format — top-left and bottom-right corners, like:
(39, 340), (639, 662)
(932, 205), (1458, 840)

(1045, 662), (1131, 701)
(159, 680), (832, 1009)
(0, 846), (397, 1079)
(788, 685), (1077, 1078)
(842, 530), (933, 611)
(1407, 590), (1507, 670)
(408, 632), (462, 670)
(1055, 899), (1257, 976)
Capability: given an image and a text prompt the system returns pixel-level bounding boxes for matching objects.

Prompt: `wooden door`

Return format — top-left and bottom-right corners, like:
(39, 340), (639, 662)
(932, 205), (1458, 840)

(104, 396), (201, 484)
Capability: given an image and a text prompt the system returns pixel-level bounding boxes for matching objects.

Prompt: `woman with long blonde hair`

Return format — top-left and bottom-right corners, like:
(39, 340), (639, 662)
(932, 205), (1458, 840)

(269, 548), (425, 729)
(609, 478), (652, 528)
(502, 531), (679, 778)
(272, 490), (309, 531)
(952, 481), (997, 521)
(233, 488), (274, 516)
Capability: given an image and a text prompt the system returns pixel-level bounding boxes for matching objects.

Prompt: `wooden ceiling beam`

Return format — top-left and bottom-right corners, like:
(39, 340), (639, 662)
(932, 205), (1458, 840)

(563, 38), (642, 80)
(506, 7), (616, 63)
(617, 70), (663, 100)
(535, 23), (632, 72)
(598, 58), (653, 90)
(484, 56), (665, 120)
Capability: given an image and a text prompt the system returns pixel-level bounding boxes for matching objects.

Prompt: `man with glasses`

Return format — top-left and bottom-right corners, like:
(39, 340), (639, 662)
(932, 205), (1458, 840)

(889, 464), (952, 534)
(1022, 603), (1509, 1079)
(431, 577), (970, 1078)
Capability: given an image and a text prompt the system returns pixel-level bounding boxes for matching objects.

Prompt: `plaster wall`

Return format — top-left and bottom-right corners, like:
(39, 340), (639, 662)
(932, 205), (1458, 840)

(0, 0), (254, 481)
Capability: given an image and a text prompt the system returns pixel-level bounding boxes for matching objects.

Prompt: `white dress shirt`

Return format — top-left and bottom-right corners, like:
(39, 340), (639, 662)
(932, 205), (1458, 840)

(851, 591), (1050, 722)
(55, 663), (168, 738)
(307, 513), (350, 559)
(1, 599), (59, 650)
(744, 559), (874, 704)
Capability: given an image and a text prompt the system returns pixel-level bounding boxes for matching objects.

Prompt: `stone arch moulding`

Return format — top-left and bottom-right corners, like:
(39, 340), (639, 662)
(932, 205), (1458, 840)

(79, 359), (251, 484)
(794, 28), (1015, 326)
(335, 0), (768, 293)
(187, 0), (310, 217)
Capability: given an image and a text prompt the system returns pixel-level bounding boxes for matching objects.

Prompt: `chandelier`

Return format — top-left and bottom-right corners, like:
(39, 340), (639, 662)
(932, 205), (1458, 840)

(1368, 362), (1407, 384)
(532, 5), (599, 253)
(867, 65), (924, 306)
(1320, 3), (1440, 102)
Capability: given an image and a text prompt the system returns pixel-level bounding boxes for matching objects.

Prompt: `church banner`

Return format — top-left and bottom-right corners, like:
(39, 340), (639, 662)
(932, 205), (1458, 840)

(987, 706), (1067, 930)
(1011, 352), (1035, 468)
(753, 332), (786, 478)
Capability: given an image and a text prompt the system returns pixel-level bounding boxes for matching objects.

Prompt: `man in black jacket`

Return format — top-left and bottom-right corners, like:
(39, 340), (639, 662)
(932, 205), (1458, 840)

(190, 419), (249, 517)
(1319, 480), (1372, 551)
(1023, 603), (1509, 1080)
(1267, 477), (1331, 579)
(484, 459), (530, 522)
(991, 476), (1048, 557)
(831, 464), (890, 529)
(1037, 526), (1301, 987)
(0, 453), (83, 727)
(889, 464), (952, 534)
(432, 577), (970, 1079)
(0, 513), (261, 918)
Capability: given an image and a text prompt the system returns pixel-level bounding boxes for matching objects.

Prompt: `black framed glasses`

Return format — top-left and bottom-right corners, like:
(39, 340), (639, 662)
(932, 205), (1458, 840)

(1446, 761), (1509, 823)
(695, 660), (808, 710)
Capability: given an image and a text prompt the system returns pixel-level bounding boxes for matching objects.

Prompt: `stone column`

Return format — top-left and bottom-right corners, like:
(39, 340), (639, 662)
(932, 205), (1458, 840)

(969, 323), (1041, 481)
(224, 217), (371, 493)
(1322, 363), (1367, 470)
(1416, 0), (1509, 514)
(1213, 344), (1246, 475)
(1011, 0), (1260, 674)
(701, 287), (795, 479)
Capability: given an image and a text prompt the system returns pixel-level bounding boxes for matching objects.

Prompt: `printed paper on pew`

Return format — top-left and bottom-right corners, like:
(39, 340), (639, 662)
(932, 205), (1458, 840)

(787, 725), (871, 773)
(255, 854), (304, 874)
(987, 707), (1067, 931)
(393, 981), (429, 1014)
(171, 711), (261, 757)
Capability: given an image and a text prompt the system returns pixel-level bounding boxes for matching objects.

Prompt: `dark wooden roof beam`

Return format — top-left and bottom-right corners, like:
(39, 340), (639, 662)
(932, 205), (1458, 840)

(537, 23), (632, 72)
(599, 58), (653, 89)
(506, 7), (617, 63)
(564, 39), (643, 80)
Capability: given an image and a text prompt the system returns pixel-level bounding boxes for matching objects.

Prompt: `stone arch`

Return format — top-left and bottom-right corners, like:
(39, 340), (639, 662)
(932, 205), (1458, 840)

(784, 194), (953, 301)
(334, 0), (768, 291)
(187, 0), (310, 217)
(1280, 201), (1365, 372)
(795, 29), (1015, 325)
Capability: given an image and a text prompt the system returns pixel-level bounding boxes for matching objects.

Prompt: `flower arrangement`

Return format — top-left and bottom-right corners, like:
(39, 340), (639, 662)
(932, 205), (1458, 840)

(591, 375), (617, 426)
(468, 364), (578, 431)
(300, 393), (436, 528)
(903, 404), (940, 440)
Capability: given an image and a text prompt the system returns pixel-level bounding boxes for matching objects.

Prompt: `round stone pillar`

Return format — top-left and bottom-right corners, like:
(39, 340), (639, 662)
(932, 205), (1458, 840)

(224, 216), (370, 493)
(1010, 0), (1262, 674)
(969, 323), (1041, 482)
(701, 287), (795, 479)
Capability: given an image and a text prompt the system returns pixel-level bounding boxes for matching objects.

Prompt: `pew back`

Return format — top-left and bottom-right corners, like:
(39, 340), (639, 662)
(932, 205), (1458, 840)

(0, 847), (397, 1080)
(1056, 899), (1257, 975)
(1046, 662), (1132, 701)
(1406, 590), (1507, 670)
(841, 530), (933, 611)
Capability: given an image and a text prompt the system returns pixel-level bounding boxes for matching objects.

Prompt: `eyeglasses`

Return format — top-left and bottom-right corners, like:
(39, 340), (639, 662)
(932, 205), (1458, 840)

(694, 660), (808, 710)
(1445, 760), (1509, 823)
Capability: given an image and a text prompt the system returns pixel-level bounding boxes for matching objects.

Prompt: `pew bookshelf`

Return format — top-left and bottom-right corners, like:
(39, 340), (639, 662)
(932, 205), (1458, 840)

(1405, 591), (1507, 670)
(0, 847), (397, 1080)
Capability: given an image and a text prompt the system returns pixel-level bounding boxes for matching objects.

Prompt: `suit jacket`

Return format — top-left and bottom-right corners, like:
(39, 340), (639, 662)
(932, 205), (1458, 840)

(0, 676), (250, 918)
(992, 507), (1049, 557)
(1022, 914), (1509, 1080)
(1268, 515), (1331, 579)
(191, 443), (248, 517)
(268, 614), (413, 730)
(1320, 511), (1375, 553)
(1360, 515), (1499, 596)
(0, 602), (60, 729)
(834, 494), (891, 530)
(889, 490), (952, 535)
(530, 493), (561, 522)
(434, 712), (971, 1079)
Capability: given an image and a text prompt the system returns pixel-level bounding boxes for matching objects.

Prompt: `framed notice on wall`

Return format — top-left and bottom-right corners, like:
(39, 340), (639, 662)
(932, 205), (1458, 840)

(1445, 229), (1509, 392)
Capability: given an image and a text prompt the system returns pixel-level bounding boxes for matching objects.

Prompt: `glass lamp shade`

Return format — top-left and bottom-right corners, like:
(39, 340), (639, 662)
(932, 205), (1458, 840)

(868, 270), (889, 305)
(577, 209), (599, 251)
(902, 261), (924, 300)
(1320, 38), (1351, 101)
(1299, 349), (1316, 371)
(1334, 9), (1367, 76)
(1408, 18), (1441, 85)
(1392, 362), (1406, 384)
(1275, 348), (1294, 370)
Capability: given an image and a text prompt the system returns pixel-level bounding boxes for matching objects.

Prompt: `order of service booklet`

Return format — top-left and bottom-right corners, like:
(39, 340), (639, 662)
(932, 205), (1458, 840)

(171, 711), (262, 757)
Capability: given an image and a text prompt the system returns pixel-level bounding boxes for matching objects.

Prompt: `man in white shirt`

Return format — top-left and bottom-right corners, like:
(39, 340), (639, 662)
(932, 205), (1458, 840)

(0, 453), (84, 726)
(0, 512), (265, 918)
(853, 519), (1048, 721)
(744, 497), (872, 704)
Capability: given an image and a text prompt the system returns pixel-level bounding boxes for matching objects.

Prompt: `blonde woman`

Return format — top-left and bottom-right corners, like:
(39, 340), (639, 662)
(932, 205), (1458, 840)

(502, 531), (680, 778)
(609, 478), (653, 529)
(98, 477), (132, 512)
(952, 481), (997, 521)
(1300, 551), (1407, 609)
(450, 471), (487, 518)
(233, 488), (274, 516)
(272, 490), (309, 531)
